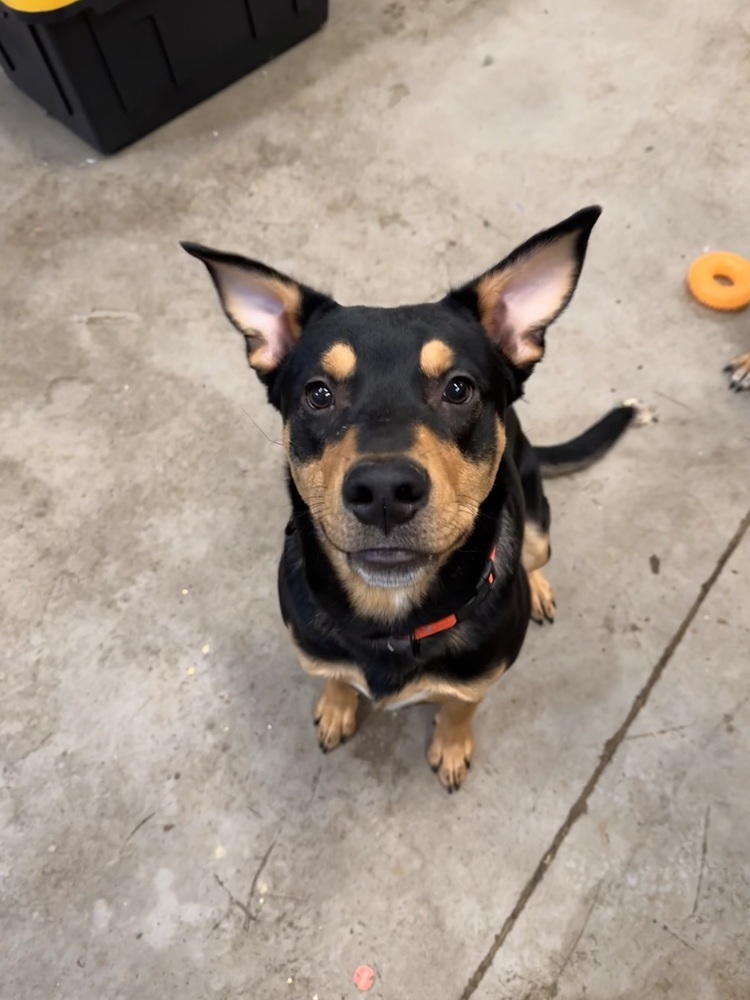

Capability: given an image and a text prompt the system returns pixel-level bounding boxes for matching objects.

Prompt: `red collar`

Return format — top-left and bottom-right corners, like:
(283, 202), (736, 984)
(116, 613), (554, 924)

(406, 547), (497, 654)
(286, 518), (498, 655)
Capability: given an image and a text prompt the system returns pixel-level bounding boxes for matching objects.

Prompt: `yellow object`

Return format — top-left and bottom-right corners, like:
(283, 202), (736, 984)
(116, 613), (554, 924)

(688, 251), (750, 311)
(0, 0), (80, 12)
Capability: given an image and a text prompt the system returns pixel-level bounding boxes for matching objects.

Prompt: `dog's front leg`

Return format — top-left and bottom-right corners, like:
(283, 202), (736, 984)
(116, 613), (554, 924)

(427, 699), (479, 792)
(291, 639), (363, 753)
(314, 679), (359, 753)
(522, 521), (555, 625)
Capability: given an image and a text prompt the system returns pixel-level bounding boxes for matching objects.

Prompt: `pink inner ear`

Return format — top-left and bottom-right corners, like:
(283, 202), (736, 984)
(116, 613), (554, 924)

(225, 283), (294, 371)
(501, 258), (574, 333)
(491, 297), (544, 367)
(209, 264), (297, 372)
(484, 233), (579, 366)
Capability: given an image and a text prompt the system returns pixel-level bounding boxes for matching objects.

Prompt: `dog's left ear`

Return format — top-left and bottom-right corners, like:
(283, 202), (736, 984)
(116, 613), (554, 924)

(181, 243), (334, 376)
(447, 206), (602, 369)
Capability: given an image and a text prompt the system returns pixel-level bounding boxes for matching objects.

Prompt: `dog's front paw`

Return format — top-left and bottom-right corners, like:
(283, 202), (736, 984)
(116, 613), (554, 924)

(725, 352), (750, 391)
(528, 569), (556, 624)
(427, 705), (476, 792)
(314, 680), (359, 752)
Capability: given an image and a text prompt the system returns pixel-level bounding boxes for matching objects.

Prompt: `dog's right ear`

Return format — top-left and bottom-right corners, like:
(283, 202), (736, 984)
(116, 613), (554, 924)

(181, 243), (334, 376)
(446, 206), (601, 372)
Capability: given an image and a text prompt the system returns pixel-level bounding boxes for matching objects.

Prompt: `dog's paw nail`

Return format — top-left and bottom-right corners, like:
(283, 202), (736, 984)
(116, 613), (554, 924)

(464, 758), (472, 769)
(430, 762), (440, 774)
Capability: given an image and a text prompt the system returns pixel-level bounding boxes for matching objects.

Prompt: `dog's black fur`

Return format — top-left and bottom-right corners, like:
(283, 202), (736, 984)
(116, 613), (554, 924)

(183, 206), (636, 787)
(279, 408), (530, 700)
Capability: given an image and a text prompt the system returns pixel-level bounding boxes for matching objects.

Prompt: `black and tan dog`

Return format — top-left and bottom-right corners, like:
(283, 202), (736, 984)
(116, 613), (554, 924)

(183, 207), (637, 791)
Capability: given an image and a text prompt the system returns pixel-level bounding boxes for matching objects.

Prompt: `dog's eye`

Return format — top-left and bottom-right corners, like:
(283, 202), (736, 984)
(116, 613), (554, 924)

(442, 376), (474, 405)
(305, 381), (334, 410)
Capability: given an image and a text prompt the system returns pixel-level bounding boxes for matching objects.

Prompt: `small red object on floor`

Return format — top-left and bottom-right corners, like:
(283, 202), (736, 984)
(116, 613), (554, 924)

(353, 965), (375, 991)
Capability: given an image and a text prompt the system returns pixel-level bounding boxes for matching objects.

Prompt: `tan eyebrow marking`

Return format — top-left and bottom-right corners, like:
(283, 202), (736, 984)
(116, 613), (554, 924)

(321, 342), (357, 381)
(420, 339), (455, 379)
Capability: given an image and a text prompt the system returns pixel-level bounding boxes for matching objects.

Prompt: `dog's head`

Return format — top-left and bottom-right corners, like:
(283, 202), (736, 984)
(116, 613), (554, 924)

(184, 207), (600, 620)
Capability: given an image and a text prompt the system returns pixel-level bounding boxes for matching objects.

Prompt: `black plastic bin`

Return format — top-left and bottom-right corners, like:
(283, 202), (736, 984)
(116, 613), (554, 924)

(0, 0), (328, 152)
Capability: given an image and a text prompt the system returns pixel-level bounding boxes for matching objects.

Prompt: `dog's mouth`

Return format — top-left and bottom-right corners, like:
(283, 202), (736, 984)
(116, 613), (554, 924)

(347, 548), (433, 589)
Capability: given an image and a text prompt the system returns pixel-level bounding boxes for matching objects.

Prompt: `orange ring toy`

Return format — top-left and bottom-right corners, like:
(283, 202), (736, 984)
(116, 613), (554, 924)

(688, 251), (750, 311)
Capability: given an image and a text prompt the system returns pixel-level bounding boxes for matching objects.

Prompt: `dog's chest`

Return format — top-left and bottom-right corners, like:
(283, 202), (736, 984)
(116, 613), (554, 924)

(296, 647), (506, 712)
(352, 677), (435, 711)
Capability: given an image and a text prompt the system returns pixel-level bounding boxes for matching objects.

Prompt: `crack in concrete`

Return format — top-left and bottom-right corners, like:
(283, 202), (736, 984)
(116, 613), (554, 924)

(691, 805), (711, 919)
(127, 810), (157, 842)
(660, 922), (703, 955)
(623, 724), (689, 741)
(210, 839), (277, 936)
(243, 838), (276, 932)
(546, 880), (603, 996)
(212, 874), (254, 933)
(458, 505), (750, 1000)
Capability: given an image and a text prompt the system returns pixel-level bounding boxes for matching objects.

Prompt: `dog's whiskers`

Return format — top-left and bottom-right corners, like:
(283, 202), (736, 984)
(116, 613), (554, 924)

(240, 407), (283, 447)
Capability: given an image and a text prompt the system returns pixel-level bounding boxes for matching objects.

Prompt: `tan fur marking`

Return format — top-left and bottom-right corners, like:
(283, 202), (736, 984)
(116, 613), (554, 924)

(287, 425), (360, 516)
(378, 660), (507, 710)
(287, 428), (424, 622)
(333, 551), (435, 622)
(291, 640), (361, 749)
(522, 522), (550, 573)
(321, 342), (357, 381)
(427, 699), (479, 790)
(286, 418), (506, 626)
(248, 344), (274, 371)
(528, 569), (555, 623)
(420, 339), (454, 380)
(407, 420), (506, 549)
(314, 679), (359, 750)
(328, 420), (507, 623)
(293, 633), (506, 709)
(293, 641), (368, 691)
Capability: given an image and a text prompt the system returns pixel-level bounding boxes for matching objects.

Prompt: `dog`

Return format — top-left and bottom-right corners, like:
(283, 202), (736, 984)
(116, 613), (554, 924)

(183, 206), (637, 791)
(726, 353), (750, 391)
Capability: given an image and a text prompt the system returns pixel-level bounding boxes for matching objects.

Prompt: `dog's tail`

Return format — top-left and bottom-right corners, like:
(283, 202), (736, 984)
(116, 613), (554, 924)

(534, 400), (650, 478)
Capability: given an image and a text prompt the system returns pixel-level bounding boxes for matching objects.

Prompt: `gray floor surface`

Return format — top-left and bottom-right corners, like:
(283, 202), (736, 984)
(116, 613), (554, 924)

(1, 1), (749, 998)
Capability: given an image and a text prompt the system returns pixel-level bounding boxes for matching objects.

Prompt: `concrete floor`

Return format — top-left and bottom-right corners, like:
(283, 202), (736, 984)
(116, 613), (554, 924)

(1, 1), (749, 997)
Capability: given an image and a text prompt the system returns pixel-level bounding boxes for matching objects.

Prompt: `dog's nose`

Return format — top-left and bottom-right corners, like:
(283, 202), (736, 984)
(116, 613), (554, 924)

(342, 459), (430, 532)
